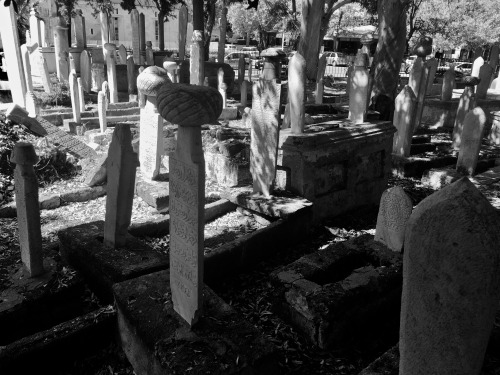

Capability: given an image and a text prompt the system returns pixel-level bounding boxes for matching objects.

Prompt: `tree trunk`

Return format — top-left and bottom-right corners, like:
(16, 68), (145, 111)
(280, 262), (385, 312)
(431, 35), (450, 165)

(370, 0), (409, 120)
(298, 0), (325, 81)
(217, 3), (227, 63)
(203, 0), (217, 61)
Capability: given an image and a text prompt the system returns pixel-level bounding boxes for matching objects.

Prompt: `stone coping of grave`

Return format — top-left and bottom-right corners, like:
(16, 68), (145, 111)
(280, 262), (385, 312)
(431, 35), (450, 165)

(423, 96), (500, 108)
(270, 234), (402, 349)
(112, 270), (279, 374)
(220, 186), (313, 219)
(279, 121), (395, 149)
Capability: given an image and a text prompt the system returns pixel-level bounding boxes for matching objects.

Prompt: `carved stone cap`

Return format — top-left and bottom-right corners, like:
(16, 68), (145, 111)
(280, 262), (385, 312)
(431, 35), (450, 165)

(157, 83), (223, 127)
(261, 48), (286, 59)
(137, 66), (171, 96)
(462, 76), (480, 86)
(412, 36), (433, 57)
(11, 142), (39, 165)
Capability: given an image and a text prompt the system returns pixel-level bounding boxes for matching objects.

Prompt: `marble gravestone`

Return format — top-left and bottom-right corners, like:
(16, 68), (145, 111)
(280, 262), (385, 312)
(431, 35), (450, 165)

(349, 52), (370, 124)
(374, 186), (413, 252)
(456, 107), (486, 176)
(80, 50), (92, 92)
(118, 44), (127, 65)
(475, 63), (494, 100)
(441, 65), (455, 101)
(131, 9), (140, 64)
(392, 85), (417, 157)
(452, 77), (479, 150)
(288, 52), (306, 134)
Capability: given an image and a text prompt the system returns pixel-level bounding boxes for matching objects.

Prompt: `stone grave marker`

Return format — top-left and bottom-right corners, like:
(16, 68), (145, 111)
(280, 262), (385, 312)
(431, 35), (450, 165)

(315, 53), (327, 104)
(408, 37), (432, 132)
(163, 61), (178, 83)
(190, 30), (204, 85)
(471, 56), (484, 78)
(29, 8), (42, 47)
(37, 55), (52, 94)
(127, 55), (138, 102)
(131, 10), (140, 64)
(452, 77), (478, 150)
(77, 77), (85, 112)
(441, 65), (455, 101)
(59, 51), (70, 83)
(74, 10), (85, 49)
(250, 79), (282, 197)
(425, 57), (438, 93)
(98, 91), (107, 133)
(139, 13), (146, 64)
(137, 66), (146, 108)
(91, 62), (105, 92)
(178, 5), (188, 60)
(104, 43), (118, 103)
(475, 63), (494, 100)
(349, 52), (370, 124)
(118, 44), (127, 65)
(100, 11), (110, 61)
(146, 41), (154, 65)
(69, 54), (76, 75)
(400, 177), (500, 375)
(103, 125), (138, 248)
(69, 71), (81, 124)
(392, 85), (417, 157)
(11, 142), (45, 277)
(456, 107), (486, 176)
(80, 50), (91, 92)
(490, 44), (500, 69)
(0, 1), (27, 106)
(137, 66), (171, 180)
(238, 55), (246, 88)
(54, 22), (70, 82)
(21, 44), (38, 117)
(102, 81), (110, 107)
(241, 80), (248, 107)
(156, 83), (223, 326)
(374, 186), (413, 252)
(218, 68), (227, 108)
(288, 52), (306, 134)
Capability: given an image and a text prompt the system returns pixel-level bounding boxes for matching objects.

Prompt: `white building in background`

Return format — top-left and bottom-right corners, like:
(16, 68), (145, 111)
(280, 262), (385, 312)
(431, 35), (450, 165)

(36, 0), (193, 51)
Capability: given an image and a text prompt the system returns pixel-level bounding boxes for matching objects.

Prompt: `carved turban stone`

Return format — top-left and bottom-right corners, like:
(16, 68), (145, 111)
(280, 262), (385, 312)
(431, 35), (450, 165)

(156, 83), (223, 126)
(136, 66), (171, 96)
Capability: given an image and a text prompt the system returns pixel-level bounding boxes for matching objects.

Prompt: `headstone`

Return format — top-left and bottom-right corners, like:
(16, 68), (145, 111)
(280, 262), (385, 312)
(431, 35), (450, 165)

(54, 21), (70, 82)
(118, 44), (127, 65)
(100, 11), (110, 61)
(190, 30), (204, 85)
(139, 13), (146, 64)
(102, 81), (110, 107)
(425, 57), (439, 93)
(374, 186), (413, 252)
(178, 5), (188, 60)
(77, 77), (85, 112)
(0, 2), (27, 106)
(471, 56), (484, 78)
(91, 62), (105, 92)
(345, 64), (353, 98)
(80, 50), (91, 92)
(29, 8), (42, 47)
(74, 10), (85, 49)
(11, 143), (44, 277)
(238, 55), (246, 88)
(409, 57), (431, 132)
(288, 52), (306, 134)
(218, 68), (227, 108)
(20, 45), (34, 92)
(441, 65), (455, 101)
(59, 51), (70, 83)
(490, 44), (500, 69)
(241, 80), (248, 107)
(146, 41), (154, 66)
(250, 79), (282, 197)
(315, 53), (327, 104)
(98, 91), (107, 133)
(131, 10), (140, 64)
(69, 54), (76, 74)
(456, 107), (486, 176)
(103, 125), (138, 248)
(475, 63), (494, 100)
(349, 52), (370, 124)
(452, 83), (476, 150)
(104, 43), (118, 103)
(399, 177), (500, 375)
(473, 46), (483, 60)
(127, 56), (138, 102)
(158, 11), (165, 51)
(392, 85), (417, 157)
(37, 55), (52, 93)
(69, 72), (81, 124)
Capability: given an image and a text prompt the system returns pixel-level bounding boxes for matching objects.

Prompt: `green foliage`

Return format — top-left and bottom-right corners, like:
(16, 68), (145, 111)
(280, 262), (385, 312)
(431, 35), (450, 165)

(119, 0), (185, 22)
(35, 80), (71, 108)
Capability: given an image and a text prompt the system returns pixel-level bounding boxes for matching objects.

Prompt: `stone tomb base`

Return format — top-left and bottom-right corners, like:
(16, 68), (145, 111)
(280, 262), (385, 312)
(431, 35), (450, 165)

(270, 235), (402, 350)
(113, 270), (279, 375)
(135, 172), (170, 212)
(58, 220), (169, 301)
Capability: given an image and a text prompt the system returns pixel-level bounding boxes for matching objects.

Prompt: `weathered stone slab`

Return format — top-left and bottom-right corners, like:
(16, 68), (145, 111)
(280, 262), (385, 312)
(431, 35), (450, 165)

(288, 52), (306, 133)
(80, 50), (91, 92)
(471, 56), (484, 78)
(118, 44), (127, 65)
(139, 101), (162, 179)
(135, 174), (170, 212)
(392, 85), (417, 157)
(441, 66), (455, 101)
(456, 107), (486, 175)
(374, 186), (412, 252)
(452, 86), (474, 150)
(349, 52), (370, 124)
(37, 55), (52, 93)
(400, 177), (500, 375)
(476, 63), (495, 100)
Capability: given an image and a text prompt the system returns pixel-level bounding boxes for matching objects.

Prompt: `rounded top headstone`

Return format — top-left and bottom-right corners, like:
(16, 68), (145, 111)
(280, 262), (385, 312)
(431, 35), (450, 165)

(412, 36), (433, 58)
(137, 66), (171, 96)
(104, 43), (117, 51)
(360, 33), (374, 44)
(10, 142), (39, 165)
(462, 76), (480, 86)
(146, 41), (152, 48)
(260, 48), (286, 59)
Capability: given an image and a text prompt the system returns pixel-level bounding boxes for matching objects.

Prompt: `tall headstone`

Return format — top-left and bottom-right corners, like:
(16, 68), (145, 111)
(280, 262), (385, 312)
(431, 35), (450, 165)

(104, 43), (118, 103)
(103, 125), (138, 248)
(288, 52), (306, 134)
(98, 91), (107, 133)
(392, 85), (417, 157)
(425, 57), (439, 93)
(137, 67), (171, 179)
(91, 62), (105, 92)
(471, 56), (484, 78)
(11, 143), (44, 277)
(452, 77), (478, 150)
(21, 44), (38, 117)
(139, 13), (146, 64)
(217, 6), (227, 63)
(37, 55), (52, 93)
(127, 56), (138, 102)
(218, 68), (227, 108)
(349, 52), (370, 124)
(29, 8), (42, 48)
(441, 65), (455, 101)
(138, 66), (146, 108)
(77, 77), (85, 112)
(400, 177), (500, 375)
(0, 2), (27, 106)
(69, 71), (81, 124)
(456, 107), (486, 176)
(156, 83), (223, 327)
(73, 10), (85, 49)
(131, 10), (140, 64)
(409, 37), (432, 132)
(145, 41), (154, 66)
(241, 80), (248, 107)
(374, 186), (413, 252)
(100, 11), (110, 61)
(490, 44), (500, 69)
(190, 30), (204, 85)
(178, 5), (188, 60)
(80, 50), (91, 92)
(54, 19), (70, 82)
(475, 63), (494, 100)
(158, 11), (165, 51)
(118, 44), (127, 65)
(238, 55), (246, 88)
(315, 53), (327, 104)
(250, 79), (282, 197)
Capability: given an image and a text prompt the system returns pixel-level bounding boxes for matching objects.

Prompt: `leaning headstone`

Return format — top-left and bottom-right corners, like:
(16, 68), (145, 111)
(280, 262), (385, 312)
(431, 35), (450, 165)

(349, 52), (370, 124)
(118, 44), (127, 65)
(137, 66), (171, 179)
(103, 125), (138, 248)
(374, 186), (413, 252)
(475, 63), (494, 100)
(98, 91), (107, 133)
(441, 65), (455, 101)
(126, 55), (138, 102)
(131, 10), (140, 64)
(69, 71), (81, 124)
(471, 56), (484, 78)
(452, 76), (479, 150)
(315, 53), (327, 104)
(425, 57), (438, 93)
(400, 177), (500, 375)
(190, 30), (204, 85)
(392, 85), (417, 157)
(218, 68), (227, 108)
(145, 41), (154, 65)
(74, 10), (85, 49)
(250, 79), (282, 197)
(178, 5), (188, 60)
(104, 43), (118, 103)
(456, 107), (486, 176)
(156, 83), (222, 326)
(0, 1), (27, 106)
(11, 142), (44, 277)
(288, 52), (306, 134)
